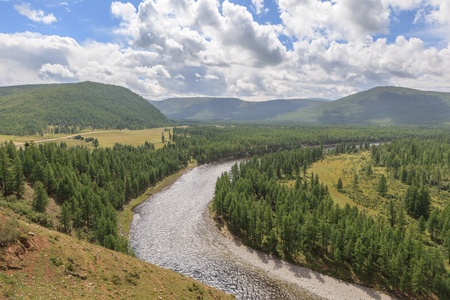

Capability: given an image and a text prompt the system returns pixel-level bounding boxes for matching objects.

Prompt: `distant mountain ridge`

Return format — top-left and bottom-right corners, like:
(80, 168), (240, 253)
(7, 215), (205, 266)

(150, 97), (327, 121)
(272, 86), (450, 125)
(0, 82), (170, 135)
(151, 87), (450, 125)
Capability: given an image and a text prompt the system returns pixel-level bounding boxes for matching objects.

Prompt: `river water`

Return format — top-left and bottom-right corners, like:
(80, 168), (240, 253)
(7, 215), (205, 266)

(129, 160), (393, 300)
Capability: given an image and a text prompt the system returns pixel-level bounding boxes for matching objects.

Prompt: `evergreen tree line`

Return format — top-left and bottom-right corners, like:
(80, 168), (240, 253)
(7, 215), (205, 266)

(371, 137), (449, 222)
(371, 137), (449, 189)
(213, 148), (450, 298)
(0, 140), (189, 254)
(173, 124), (448, 164)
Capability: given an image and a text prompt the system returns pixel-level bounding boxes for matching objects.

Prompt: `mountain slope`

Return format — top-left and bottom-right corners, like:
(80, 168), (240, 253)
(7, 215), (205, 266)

(0, 82), (170, 135)
(274, 86), (450, 125)
(150, 97), (327, 121)
(0, 207), (233, 299)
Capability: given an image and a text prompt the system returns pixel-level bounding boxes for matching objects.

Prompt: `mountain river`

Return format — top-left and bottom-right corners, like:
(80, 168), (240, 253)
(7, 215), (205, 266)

(129, 160), (394, 300)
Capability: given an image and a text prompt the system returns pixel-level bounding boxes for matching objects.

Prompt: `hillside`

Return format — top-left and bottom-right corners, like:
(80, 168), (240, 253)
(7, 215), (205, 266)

(0, 82), (170, 135)
(0, 207), (233, 299)
(150, 97), (327, 121)
(273, 86), (450, 124)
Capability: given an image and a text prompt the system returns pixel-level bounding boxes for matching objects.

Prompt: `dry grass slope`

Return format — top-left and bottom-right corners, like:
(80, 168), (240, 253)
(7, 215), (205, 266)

(0, 207), (234, 299)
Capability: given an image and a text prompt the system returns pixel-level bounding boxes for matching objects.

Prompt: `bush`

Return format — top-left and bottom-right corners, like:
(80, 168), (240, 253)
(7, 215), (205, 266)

(0, 218), (19, 246)
(50, 256), (63, 267)
(0, 199), (32, 216)
(29, 211), (53, 228)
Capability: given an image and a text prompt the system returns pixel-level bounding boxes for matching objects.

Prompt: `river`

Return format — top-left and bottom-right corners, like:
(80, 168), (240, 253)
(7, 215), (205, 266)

(129, 160), (394, 300)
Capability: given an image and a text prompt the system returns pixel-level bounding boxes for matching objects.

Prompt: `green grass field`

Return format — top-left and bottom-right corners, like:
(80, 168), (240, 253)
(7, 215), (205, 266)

(2, 127), (174, 149)
(63, 128), (173, 149)
(308, 151), (448, 217)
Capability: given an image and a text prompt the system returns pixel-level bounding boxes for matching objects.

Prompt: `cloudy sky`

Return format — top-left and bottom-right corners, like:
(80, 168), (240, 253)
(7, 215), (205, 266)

(0, 0), (449, 100)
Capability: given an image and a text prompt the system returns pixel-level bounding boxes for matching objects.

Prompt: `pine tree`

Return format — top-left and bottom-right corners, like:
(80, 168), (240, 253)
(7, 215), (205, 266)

(427, 209), (439, 240)
(352, 173), (358, 188)
(0, 148), (13, 197)
(418, 216), (426, 233)
(377, 174), (387, 197)
(415, 185), (431, 220)
(12, 157), (25, 199)
(337, 177), (343, 192)
(405, 184), (418, 216)
(56, 174), (75, 203)
(32, 181), (48, 213)
(387, 199), (396, 228)
(444, 230), (450, 264)
(366, 163), (373, 176)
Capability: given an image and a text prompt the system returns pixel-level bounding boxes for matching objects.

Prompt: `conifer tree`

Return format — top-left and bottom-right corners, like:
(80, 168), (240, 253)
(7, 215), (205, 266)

(377, 174), (387, 197)
(337, 177), (343, 192)
(366, 163), (373, 176)
(444, 230), (450, 264)
(352, 173), (358, 188)
(32, 181), (48, 213)
(12, 157), (25, 199)
(418, 216), (426, 233)
(56, 174), (75, 203)
(0, 148), (13, 196)
(387, 199), (396, 228)
(416, 185), (431, 220)
(427, 209), (439, 240)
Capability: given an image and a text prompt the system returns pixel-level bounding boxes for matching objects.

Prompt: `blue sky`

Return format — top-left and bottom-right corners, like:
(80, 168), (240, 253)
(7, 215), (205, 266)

(0, 0), (449, 100)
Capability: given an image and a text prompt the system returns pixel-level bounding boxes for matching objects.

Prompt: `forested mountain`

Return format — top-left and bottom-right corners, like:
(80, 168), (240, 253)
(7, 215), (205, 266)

(274, 86), (450, 124)
(0, 82), (170, 135)
(151, 87), (450, 125)
(149, 97), (327, 121)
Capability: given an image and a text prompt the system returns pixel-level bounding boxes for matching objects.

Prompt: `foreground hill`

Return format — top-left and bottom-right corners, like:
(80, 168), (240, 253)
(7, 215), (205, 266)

(0, 207), (233, 299)
(150, 97), (327, 121)
(274, 86), (450, 124)
(0, 82), (170, 135)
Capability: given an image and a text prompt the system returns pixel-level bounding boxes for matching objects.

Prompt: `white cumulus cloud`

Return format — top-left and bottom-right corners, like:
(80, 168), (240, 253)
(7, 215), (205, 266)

(251, 0), (267, 15)
(1, 0), (450, 100)
(40, 63), (76, 78)
(14, 3), (57, 25)
(205, 74), (219, 80)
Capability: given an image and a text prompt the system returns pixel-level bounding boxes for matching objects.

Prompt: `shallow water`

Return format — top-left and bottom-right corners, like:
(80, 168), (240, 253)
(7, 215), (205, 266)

(129, 161), (317, 299)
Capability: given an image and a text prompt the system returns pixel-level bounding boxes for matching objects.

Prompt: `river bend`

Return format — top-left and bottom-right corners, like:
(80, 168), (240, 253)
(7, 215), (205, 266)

(129, 160), (394, 300)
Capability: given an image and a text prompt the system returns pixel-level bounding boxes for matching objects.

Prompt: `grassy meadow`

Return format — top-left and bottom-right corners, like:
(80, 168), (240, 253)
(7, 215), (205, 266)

(308, 151), (448, 216)
(1, 127), (174, 150)
(63, 128), (173, 149)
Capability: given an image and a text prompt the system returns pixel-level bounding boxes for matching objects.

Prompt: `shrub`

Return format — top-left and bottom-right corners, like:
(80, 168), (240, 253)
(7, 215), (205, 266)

(0, 218), (19, 246)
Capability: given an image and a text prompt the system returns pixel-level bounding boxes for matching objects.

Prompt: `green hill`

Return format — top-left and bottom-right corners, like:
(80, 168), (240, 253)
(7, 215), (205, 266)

(273, 86), (450, 125)
(0, 82), (170, 135)
(150, 97), (327, 121)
